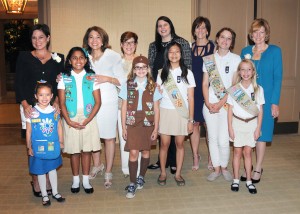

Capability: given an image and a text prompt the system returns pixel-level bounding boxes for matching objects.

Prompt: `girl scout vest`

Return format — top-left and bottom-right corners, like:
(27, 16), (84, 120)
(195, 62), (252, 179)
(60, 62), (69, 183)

(126, 80), (155, 127)
(30, 108), (60, 159)
(63, 73), (95, 118)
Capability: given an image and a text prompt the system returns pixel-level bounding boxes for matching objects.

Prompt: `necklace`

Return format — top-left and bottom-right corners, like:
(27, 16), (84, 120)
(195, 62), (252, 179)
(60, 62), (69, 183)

(34, 50), (47, 61)
(161, 40), (172, 47)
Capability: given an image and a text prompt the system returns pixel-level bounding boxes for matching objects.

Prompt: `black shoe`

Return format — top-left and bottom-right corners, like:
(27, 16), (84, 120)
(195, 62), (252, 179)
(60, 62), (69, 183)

(30, 181), (42, 197)
(240, 165), (253, 181)
(231, 183), (239, 192)
(252, 169), (263, 184)
(83, 185), (94, 194)
(42, 196), (51, 206)
(71, 184), (80, 193)
(170, 166), (177, 174)
(148, 163), (160, 170)
(246, 183), (257, 194)
(52, 193), (66, 202)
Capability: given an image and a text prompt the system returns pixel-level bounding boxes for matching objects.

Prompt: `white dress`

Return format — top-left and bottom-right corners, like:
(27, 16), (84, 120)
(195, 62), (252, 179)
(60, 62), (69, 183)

(90, 49), (125, 139)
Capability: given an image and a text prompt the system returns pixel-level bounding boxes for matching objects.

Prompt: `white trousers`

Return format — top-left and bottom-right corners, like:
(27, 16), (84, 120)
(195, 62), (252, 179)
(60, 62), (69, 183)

(117, 110), (141, 175)
(203, 105), (230, 168)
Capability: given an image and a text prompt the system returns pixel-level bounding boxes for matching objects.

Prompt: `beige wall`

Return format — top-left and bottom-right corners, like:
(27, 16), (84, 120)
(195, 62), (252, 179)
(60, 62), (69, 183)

(47, 0), (192, 57)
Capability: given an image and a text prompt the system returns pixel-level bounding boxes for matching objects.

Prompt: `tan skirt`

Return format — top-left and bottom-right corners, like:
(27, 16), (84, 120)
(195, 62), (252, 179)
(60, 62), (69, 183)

(125, 111), (156, 151)
(63, 109), (101, 154)
(232, 116), (257, 148)
(159, 108), (188, 136)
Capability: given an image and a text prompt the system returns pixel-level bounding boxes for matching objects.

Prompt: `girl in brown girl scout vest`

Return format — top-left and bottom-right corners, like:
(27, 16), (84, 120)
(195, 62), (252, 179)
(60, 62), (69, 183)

(227, 59), (265, 194)
(119, 55), (162, 199)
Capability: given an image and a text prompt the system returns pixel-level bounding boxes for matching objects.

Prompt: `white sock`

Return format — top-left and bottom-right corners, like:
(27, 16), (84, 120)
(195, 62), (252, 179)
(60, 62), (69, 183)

(37, 174), (47, 197)
(82, 175), (92, 188)
(232, 179), (239, 187)
(246, 180), (255, 189)
(48, 170), (58, 196)
(72, 175), (80, 188)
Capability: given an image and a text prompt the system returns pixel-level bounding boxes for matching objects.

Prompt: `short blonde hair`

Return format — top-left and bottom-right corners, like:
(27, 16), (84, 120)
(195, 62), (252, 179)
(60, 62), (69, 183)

(249, 18), (271, 42)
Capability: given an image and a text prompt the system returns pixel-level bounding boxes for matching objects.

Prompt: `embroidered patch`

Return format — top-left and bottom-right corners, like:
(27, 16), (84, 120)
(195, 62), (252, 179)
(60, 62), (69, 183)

(126, 111), (136, 125)
(146, 102), (153, 110)
(143, 117), (151, 126)
(38, 145), (45, 152)
(86, 103), (93, 113)
(48, 142), (54, 151)
(145, 111), (154, 116)
(63, 77), (72, 83)
(31, 118), (41, 123)
(39, 118), (54, 137)
(31, 109), (40, 118)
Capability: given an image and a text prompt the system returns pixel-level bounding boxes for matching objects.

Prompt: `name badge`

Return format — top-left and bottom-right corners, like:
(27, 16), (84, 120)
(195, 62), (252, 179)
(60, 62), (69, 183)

(225, 66), (229, 73)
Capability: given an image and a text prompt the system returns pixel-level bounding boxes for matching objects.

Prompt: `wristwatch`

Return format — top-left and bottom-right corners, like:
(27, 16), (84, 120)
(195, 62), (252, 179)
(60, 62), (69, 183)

(188, 119), (195, 124)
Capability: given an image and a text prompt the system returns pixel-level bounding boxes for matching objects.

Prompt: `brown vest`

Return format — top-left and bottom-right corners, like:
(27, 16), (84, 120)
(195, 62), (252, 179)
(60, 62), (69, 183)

(126, 80), (155, 127)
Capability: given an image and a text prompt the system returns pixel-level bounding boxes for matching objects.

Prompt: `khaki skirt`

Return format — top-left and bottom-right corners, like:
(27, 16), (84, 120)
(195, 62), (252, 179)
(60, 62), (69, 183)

(232, 116), (257, 148)
(159, 108), (188, 136)
(125, 111), (156, 151)
(63, 109), (101, 154)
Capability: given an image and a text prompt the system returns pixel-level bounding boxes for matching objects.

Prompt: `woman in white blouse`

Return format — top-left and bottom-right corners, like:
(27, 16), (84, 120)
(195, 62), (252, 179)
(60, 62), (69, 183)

(83, 26), (125, 188)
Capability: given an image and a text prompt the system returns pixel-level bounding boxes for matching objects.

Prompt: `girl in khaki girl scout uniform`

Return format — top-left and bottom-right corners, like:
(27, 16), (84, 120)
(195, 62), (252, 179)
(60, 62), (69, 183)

(156, 42), (195, 187)
(227, 59), (264, 194)
(120, 55), (162, 199)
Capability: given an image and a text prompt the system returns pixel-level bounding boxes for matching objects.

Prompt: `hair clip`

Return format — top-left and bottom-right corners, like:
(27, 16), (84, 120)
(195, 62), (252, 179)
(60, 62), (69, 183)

(37, 79), (47, 83)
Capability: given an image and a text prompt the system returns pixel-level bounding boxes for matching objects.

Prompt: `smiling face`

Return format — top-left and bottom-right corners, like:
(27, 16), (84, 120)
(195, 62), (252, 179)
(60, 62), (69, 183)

(35, 86), (53, 109)
(251, 26), (267, 46)
(239, 62), (255, 82)
(121, 37), (137, 57)
(194, 22), (208, 40)
(168, 44), (181, 65)
(133, 62), (149, 80)
(88, 30), (103, 51)
(217, 30), (233, 51)
(157, 20), (171, 40)
(69, 50), (87, 73)
(31, 30), (50, 51)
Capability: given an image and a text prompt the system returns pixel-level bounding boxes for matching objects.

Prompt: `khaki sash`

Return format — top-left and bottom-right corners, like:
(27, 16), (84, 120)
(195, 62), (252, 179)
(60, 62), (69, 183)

(160, 70), (189, 119)
(203, 54), (228, 110)
(227, 83), (259, 116)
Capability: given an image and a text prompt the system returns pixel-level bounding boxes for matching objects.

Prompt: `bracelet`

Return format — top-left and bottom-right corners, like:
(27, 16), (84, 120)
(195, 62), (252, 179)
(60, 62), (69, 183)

(188, 119), (195, 124)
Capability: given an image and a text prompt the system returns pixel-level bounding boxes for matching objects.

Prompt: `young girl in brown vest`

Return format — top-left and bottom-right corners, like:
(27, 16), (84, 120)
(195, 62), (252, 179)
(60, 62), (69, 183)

(119, 55), (162, 199)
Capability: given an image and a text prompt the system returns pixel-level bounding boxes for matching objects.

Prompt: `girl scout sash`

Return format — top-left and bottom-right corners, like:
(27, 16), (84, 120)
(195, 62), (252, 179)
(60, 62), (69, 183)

(203, 54), (228, 100)
(160, 70), (189, 119)
(227, 83), (259, 116)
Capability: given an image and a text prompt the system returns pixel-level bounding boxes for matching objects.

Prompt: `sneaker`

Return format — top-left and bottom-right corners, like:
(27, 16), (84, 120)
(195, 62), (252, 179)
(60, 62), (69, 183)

(136, 176), (145, 190)
(207, 172), (221, 181)
(222, 170), (233, 181)
(125, 184), (137, 199)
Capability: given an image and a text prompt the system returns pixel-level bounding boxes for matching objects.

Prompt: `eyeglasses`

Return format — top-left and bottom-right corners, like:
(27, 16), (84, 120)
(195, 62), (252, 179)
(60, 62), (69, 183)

(134, 65), (148, 71)
(123, 41), (136, 46)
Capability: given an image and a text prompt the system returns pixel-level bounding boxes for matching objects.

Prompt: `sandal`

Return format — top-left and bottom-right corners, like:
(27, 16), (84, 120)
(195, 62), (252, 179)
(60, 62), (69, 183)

(192, 154), (201, 171)
(89, 163), (105, 180)
(174, 176), (185, 186)
(104, 172), (112, 189)
(42, 196), (51, 206)
(30, 181), (42, 197)
(157, 174), (167, 186)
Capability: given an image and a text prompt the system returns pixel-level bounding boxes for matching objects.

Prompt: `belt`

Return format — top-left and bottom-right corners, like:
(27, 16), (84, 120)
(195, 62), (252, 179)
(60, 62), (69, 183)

(233, 114), (257, 123)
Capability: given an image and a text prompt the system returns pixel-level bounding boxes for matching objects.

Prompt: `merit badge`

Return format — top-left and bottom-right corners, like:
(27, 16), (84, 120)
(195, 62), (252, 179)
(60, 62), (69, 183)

(146, 102), (153, 110)
(38, 145), (45, 152)
(31, 109), (40, 118)
(48, 142), (54, 151)
(251, 92), (255, 101)
(86, 75), (93, 81)
(86, 103), (93, 113)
